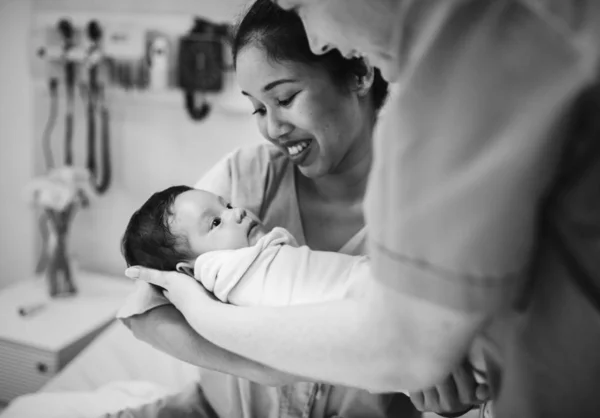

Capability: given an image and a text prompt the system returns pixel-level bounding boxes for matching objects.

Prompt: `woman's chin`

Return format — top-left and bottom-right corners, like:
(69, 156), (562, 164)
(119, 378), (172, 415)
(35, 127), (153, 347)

(297, 163), (328, 180)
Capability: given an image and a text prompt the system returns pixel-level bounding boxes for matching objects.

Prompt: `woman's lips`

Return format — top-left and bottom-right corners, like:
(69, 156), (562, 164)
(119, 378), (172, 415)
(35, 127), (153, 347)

(284, 139), (313, 165)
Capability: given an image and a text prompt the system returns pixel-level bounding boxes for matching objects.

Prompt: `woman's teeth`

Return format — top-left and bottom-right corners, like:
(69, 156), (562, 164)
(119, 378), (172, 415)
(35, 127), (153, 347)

(287, 141), (310, 156)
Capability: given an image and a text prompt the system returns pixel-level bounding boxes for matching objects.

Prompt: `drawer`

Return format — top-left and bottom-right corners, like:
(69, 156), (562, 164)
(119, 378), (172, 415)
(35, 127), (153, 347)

(0, 339), (57, 403)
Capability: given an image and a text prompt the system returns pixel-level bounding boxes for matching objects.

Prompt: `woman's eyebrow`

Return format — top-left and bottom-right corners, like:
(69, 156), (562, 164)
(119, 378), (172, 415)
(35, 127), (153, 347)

(263, 79), (297, 92)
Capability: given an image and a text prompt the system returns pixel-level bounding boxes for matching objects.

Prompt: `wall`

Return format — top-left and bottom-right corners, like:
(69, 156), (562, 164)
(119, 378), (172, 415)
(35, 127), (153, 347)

(0, 0), (36, 288)
(3, 0), (262, 284)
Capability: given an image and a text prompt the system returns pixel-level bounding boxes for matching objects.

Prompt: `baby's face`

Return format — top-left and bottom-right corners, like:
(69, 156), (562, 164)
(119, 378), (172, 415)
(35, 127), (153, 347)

(170, 190), (267, 256)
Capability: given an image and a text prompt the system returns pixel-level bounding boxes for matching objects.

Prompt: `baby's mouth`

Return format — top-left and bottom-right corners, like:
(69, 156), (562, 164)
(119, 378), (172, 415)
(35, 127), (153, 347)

(247, 220), (257, 238)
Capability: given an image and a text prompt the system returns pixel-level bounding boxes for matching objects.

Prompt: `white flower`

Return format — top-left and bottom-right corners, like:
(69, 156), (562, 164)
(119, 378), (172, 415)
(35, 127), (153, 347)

(26, 166), (97, 212)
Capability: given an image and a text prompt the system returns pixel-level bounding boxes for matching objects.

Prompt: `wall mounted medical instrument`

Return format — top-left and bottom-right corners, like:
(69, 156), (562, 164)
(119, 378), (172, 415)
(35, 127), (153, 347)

(38, 18), (113, 195)
(35, 13), (244, 124)
(177, 17), (229, 121)
(82, 20), (111, 194)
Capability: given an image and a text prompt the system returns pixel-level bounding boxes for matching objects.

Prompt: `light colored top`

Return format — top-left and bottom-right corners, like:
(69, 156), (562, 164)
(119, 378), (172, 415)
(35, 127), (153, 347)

(366, 0), (600, 313)
(0, 271), (133, 351)
(365, 1), (600, 414)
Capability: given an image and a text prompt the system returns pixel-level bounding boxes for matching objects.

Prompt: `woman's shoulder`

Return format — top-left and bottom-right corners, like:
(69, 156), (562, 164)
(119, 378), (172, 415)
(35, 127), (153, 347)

(195, 144), (286, 188)
(195, 143), (291, 215)
(229, 143), (288, 178)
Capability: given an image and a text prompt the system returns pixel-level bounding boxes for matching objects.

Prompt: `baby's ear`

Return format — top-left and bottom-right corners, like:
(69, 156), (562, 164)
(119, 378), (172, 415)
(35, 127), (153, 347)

(176, 262), (194, 277)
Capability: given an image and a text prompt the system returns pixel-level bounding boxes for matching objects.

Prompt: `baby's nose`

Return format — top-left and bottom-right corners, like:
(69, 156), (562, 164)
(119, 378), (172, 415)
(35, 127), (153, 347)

(233, 207), (246, 223)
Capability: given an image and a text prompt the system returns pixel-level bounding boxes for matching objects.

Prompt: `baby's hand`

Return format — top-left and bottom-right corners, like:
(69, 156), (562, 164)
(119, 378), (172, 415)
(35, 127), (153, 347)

(125, 266), (217, 313)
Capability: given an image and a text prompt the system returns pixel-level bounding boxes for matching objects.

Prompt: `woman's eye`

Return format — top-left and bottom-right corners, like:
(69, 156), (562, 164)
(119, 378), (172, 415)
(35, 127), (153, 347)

(226, 203), (233, 209)
(252, 107), (266, 116)
(211, 217), (221, 229)
(277, 92), (299, 107)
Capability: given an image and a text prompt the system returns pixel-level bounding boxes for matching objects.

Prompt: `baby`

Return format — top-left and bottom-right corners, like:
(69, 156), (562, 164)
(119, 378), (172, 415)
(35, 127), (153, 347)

(118, 185), (369, 316)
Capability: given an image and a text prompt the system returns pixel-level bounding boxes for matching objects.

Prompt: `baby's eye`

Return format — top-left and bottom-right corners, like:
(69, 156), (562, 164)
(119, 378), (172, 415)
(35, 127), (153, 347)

(226, 203), (233, 209)
(211, 217), (221, 229)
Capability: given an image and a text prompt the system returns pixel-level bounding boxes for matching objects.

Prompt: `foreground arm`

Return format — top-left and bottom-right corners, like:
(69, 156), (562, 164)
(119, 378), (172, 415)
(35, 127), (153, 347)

(132, 0), (600, 392)
(124, 304), (310, 386)
(175, 276), (484, 392)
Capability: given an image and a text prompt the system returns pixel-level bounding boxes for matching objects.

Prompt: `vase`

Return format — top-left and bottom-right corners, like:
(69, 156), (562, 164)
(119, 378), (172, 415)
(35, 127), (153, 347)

(44, 207), (77, 297)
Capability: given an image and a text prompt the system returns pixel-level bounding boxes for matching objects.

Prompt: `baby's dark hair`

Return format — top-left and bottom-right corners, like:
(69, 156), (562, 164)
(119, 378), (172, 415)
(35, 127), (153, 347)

(122, 185), (194, 271)
(232, 0), (389, 112)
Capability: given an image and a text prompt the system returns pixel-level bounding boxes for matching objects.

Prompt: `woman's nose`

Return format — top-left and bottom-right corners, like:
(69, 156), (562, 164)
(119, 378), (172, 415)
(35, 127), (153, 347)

(266, 111), (292, 140)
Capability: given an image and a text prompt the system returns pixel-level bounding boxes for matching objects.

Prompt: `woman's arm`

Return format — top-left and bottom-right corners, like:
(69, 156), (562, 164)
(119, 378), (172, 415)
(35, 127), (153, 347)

(125, 304), (311, 386)
(128, 267), (482, 392)
(181, 275), (483, 392)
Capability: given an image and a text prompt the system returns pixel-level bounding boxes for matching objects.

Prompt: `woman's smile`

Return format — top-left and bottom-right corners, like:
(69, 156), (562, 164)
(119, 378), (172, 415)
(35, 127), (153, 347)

(282, 138), (314, 165)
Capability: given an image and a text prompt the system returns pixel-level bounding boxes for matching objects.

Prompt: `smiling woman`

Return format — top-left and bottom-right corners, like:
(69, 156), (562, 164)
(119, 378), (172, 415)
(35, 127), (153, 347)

(232, 0), (389, 179)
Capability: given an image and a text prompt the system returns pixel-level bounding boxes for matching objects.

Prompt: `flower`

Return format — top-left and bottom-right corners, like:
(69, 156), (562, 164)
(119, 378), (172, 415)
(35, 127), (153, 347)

(26, 166), (96, 212)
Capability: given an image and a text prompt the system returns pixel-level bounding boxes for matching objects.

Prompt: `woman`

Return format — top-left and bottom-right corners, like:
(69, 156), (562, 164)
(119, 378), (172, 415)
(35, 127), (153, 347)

(121, 1), (426, 417)
(132, 1), (600, 417)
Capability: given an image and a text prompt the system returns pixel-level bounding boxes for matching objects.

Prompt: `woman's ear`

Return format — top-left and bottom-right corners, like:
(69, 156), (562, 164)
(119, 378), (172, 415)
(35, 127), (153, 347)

(176, 262), (194, 277)
(356, 62), (375, 98)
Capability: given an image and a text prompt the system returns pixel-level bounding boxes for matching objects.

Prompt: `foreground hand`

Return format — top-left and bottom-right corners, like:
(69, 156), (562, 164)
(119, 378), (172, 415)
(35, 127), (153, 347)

(409, 360), (489, 416)
(125, 266), (216, 312)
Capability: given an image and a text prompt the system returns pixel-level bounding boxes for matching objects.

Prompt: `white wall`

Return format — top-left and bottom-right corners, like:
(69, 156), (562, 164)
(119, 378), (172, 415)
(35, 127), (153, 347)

(0, 0), (36, 289)
(0, 0), (262, 286)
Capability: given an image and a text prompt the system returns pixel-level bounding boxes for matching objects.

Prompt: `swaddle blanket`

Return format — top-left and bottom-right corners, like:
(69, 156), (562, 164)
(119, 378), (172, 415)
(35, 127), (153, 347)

(117, 227), (369, 319)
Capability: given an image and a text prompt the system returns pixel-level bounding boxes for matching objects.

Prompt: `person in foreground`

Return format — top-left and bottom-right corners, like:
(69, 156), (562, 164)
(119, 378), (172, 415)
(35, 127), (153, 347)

(127, 0), (600, 416)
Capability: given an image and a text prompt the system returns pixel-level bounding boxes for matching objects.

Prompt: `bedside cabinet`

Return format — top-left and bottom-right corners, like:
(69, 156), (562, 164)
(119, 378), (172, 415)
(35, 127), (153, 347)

(0, 271), (134, 403)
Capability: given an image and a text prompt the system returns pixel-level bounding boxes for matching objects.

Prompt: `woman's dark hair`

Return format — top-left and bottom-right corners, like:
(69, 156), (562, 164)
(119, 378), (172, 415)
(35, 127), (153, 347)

(121, 185), (194, 271)
(232, 0), (389, 112)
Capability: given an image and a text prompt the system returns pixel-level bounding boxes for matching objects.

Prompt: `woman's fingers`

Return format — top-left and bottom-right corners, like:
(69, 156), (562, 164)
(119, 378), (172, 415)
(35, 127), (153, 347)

(409, 390), (426, 411)
(452, 361), (478, 405)
(437, 374), (461, 411)
(409, 387), (441, 412)
(423, 388), (441, 411)
(125, 266), (174, 288)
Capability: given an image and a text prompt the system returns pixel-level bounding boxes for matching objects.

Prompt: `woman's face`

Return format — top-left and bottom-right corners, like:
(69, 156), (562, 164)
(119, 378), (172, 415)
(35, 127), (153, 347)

(236, 45), (371, 179)
(274, 0), (400, 82)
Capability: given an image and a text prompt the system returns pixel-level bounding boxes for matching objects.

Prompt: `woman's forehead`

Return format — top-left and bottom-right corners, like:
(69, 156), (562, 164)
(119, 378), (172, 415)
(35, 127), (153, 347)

(237, 46), (324, 91)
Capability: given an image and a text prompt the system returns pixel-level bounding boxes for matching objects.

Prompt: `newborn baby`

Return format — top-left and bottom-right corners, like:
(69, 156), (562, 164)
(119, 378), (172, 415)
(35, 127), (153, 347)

(118, 185), (369, 317)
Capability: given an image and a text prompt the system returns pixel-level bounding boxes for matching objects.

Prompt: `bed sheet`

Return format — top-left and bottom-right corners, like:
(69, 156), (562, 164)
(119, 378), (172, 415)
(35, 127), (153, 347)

(42, 321), (199, 393)
(1, 321), (199, 418)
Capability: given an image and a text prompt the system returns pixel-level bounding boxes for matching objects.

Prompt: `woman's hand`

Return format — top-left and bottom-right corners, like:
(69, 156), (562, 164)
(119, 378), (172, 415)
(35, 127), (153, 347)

(125, 266), (217, 314)
(409, 360), (489, 416)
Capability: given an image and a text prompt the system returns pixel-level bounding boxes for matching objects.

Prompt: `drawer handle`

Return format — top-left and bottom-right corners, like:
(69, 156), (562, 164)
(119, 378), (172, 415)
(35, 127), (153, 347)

(36, 362), (48, 374)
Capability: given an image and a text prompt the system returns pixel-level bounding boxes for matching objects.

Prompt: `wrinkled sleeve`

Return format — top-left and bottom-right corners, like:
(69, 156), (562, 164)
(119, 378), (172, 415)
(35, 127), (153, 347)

(366, 0), (600, 313)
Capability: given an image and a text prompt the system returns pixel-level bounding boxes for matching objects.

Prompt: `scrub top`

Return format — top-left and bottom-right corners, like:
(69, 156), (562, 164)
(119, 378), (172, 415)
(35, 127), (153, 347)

(194, 143), (419, 418)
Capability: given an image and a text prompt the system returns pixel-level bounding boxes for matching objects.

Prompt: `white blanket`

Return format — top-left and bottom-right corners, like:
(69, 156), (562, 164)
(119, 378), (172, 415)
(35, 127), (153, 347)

(117, 227), (370, 319)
